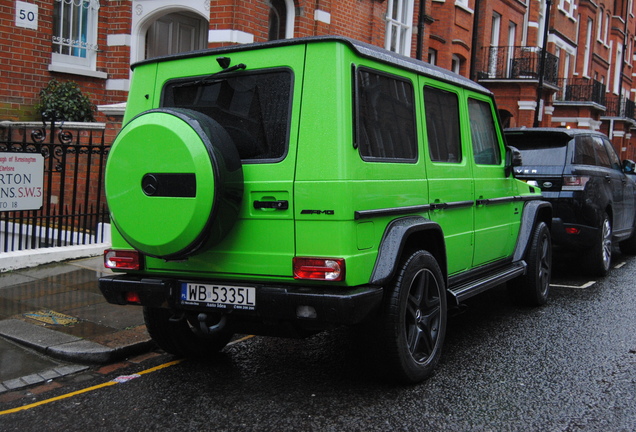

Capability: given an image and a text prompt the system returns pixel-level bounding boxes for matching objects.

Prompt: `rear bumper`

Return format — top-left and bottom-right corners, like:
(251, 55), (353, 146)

(551, 217), (598, 248)
(99, 275), (383, 327)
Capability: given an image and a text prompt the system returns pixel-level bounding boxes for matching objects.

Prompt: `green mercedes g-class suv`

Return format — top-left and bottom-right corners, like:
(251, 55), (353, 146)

(99, 36), (552, 383)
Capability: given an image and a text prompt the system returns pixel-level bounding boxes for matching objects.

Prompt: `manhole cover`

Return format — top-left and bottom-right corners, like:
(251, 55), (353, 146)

(24, 310), (79, 326)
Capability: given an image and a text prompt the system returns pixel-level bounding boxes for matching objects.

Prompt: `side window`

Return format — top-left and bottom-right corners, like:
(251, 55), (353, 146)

(573, 136), (597, 165)
(424, 86), (461, 162)
(602, 138), (622, 171)
(468, 98), (502, 165)
(592, 136), (612, 168)
(355, 68), (417, 162)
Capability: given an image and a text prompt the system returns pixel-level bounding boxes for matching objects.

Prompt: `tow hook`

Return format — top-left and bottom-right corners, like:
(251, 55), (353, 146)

(197, 313), (227, 335)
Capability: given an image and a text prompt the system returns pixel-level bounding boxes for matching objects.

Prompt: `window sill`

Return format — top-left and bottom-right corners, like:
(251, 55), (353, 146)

(48, 63), (107, 79)
(455, 2), (474, 14)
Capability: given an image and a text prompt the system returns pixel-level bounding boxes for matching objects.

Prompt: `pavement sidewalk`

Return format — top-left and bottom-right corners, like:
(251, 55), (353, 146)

(0, 256), (154, 367)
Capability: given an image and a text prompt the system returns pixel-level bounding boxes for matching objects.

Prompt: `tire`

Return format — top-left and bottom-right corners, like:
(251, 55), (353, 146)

(378, 250), (447, 384)
(143, 307), (233, 357)
(585, 213), (612, 277)
(510, 221), (551, 306)
(106, 108), (243, 260)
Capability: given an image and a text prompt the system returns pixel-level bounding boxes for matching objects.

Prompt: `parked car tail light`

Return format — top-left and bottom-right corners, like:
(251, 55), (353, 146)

(104, 249), (142, 270)
(293, 258), (345, 281)
(565, 227), (581, 235)
(562, 176), (590, 191)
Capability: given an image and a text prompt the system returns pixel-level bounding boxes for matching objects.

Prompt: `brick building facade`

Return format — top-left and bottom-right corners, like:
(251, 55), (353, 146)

(1, 0), (636, 158)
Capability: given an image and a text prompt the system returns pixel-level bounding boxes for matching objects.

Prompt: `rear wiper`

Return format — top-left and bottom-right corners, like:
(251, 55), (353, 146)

(174, 62), (247, 88)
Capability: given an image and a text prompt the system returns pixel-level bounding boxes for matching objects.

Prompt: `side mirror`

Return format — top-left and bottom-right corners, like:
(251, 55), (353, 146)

(505, 146), (522, 177)
(622, 159), (635, 174)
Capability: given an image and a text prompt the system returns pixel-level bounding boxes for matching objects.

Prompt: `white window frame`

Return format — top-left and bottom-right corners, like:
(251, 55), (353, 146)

(452, 54), (461, 74)
(385, 0), (415, 56)
(428, 48), (437, 65)
(50, 0), (105, 78)
(583, 18), (592, 78)
(614, 43), (623, 94)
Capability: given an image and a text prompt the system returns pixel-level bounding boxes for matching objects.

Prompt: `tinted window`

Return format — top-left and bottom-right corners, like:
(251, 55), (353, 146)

(468, 98), (501, 165)
(506, 132), (569, 165)
(591, 136), (611, 168)
(355, 68), (417, 162)
(573, 136), (597, 165)
(601, 137), (622, 170)
(163, 70), (292, 161)
(424, 86), (461, 163)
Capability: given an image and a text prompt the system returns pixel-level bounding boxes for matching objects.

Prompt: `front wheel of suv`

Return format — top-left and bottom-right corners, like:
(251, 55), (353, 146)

(143, 307), (233, 357)
(379, 250), (447, 384)
(586, 213), (612, 277)
(510, 221), (551, 306)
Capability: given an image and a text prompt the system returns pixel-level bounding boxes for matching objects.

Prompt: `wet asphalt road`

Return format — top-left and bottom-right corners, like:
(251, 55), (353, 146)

(2, 252), (636, 431)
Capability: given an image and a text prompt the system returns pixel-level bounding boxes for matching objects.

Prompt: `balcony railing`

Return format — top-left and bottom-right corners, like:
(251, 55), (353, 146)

(554, 78), (606, 106)
(477, 46), (559, 86)
(604, 94), (636, 120)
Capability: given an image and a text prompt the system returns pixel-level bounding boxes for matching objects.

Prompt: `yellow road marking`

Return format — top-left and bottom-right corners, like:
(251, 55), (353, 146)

(0, 359), (184, 416)
(0, 335), (256, 416)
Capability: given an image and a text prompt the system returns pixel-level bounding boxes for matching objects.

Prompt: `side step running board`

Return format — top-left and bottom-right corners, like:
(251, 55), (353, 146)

(447, 261), (527, 306)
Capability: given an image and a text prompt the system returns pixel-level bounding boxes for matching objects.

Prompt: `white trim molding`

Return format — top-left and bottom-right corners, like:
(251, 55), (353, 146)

(518, 100), (537, 110)
(208, 29), (254, 45)
(314, 10), (331, 24)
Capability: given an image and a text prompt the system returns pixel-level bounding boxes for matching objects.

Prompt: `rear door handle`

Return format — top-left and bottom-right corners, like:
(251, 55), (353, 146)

(254, 200), (288, 210)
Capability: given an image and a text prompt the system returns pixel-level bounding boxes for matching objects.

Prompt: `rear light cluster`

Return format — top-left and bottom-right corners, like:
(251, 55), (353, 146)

(293, 257), (345, 281)
(562, 176), (590, 191)
(104, 249), (142, 270)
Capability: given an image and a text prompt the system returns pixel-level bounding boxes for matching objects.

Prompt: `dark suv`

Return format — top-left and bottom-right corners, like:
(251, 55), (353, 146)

(505, 128), (636, 275)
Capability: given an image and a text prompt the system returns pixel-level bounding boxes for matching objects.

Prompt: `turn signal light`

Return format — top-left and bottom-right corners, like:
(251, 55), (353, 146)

(104, 249), (141, 270)
(293, 257), (345, 281)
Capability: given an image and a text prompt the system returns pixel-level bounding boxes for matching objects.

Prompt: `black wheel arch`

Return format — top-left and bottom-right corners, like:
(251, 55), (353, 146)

(369, 216), (447, 286)
(513, 200), (552, 262)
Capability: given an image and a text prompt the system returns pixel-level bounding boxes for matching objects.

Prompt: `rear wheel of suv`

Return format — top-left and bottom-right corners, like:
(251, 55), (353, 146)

(143, 307), (233, 357)
(379, 250), (447, 384)
(510, 221), (551, 306)
(586, 213), (612, 277)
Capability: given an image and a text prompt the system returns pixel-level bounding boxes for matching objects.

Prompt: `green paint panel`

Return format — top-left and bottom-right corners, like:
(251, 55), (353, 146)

(106, 111), (215, 257)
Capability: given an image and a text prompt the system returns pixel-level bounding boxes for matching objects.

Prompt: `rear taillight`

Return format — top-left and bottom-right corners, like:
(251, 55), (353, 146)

(293, 257), (345, 281)
(562, 176), (590, 191)
(104, 249), (141, 270)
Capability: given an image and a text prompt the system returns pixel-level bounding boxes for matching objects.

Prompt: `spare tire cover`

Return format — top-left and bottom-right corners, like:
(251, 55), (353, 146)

(106, 108), (243, 259)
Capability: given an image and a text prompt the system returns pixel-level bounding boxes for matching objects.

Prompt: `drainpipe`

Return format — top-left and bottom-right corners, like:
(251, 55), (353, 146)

(416, 0), (426, 60)
(533, 0), (552, 127)
(469, 0), (482, 81)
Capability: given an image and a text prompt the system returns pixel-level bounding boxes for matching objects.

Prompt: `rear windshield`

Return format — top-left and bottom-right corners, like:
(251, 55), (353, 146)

(162, 69), (292, 161)
(505, 132), (569, 166)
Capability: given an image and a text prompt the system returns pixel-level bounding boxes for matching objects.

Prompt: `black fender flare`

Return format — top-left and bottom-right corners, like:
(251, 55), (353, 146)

(369, 216), (446, 286)
(513, 200), (553, 262)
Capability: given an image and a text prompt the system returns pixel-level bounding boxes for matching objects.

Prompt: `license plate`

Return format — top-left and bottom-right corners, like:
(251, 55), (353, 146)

(180, 283), (256, 310)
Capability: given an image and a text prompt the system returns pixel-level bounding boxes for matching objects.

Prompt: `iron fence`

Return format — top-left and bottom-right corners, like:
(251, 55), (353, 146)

(604, 94), (636, 120)
(0, 121), (110, 253)
(477, 46), (559, 86)
(554, 78), (606, 106)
